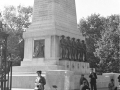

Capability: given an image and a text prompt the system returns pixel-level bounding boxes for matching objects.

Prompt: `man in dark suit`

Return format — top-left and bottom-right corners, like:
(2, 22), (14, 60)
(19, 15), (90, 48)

(89, 68), (97, 90)
(118, 75), (120, 85)
(35, 71), (46, 90)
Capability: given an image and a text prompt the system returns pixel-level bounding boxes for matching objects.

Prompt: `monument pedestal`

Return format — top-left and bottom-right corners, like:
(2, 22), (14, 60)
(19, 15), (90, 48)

(46, 70), (74, 90)
(12, 0), (88, 89)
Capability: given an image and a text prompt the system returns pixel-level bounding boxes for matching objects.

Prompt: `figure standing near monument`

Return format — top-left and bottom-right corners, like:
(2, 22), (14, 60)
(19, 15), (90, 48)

(76, 39), (81, 62)
(74, 39), (77, 61)
(65, 37), (69, 59)
(33, 40), (45, 58)
(89, 68), (97, 90)
(118, 75), (120, 85)
(40, 42), (45, 58)
(108, 79), (117, 90)
(71, 38), (76, 60)
(75, 39), (79, 61)
(60, 35), (65, 59)
(80, 74), (89, 87)
(34, 71), (46, 90)
(80, 80), (90, 90)
(81, 40), (87, 62)
(66, 37), (71, 60)
(33, 42), (40, 58)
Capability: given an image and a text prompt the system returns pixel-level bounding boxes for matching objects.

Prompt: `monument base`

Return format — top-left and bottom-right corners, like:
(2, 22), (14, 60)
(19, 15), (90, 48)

(12, 70), (111, 90)
(21, 58), (59, 66)
(12, 60), (91, 89)
(13, 65), (64, 73)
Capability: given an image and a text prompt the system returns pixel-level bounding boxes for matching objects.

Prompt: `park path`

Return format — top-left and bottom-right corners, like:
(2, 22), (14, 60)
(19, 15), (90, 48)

(12, 87), (109, 90)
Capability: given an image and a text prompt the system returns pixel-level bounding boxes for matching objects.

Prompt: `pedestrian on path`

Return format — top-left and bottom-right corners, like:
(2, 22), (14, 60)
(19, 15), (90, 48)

(34, 71), (46, 90)
(80, 80), (90, 90)
(108, 79), (117, 90)
(118, 75), (120, 85)
(89, 68), (97, 90)
(80, 74), (89, 87)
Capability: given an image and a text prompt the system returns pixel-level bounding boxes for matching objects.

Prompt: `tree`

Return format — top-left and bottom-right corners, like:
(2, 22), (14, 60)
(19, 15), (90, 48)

(78, 14), (106, 68)
(2, 5), (33, 65)
(95, 15), (120, 73)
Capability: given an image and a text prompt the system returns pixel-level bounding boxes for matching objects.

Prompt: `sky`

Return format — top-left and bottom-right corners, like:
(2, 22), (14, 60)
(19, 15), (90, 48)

(0, 0), (120, 23)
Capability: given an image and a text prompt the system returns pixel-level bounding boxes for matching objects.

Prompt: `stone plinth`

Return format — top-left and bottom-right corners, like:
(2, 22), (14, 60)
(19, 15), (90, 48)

(22, 0), (84, 66)
(45, 70), (74, 90)
(12, 65), (64, 73)
(22, 35), (60, 66)
(59, 60), (91, 75)
(12, 70), (111, 89)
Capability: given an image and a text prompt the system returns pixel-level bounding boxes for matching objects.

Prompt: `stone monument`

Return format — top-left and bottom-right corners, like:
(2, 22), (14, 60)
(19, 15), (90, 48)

(12, 0), (91, 89)
(21, 0), (84, 66)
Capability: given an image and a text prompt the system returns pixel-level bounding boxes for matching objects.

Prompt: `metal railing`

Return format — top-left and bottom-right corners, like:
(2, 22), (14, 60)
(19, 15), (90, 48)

(0, 61), (12, 90)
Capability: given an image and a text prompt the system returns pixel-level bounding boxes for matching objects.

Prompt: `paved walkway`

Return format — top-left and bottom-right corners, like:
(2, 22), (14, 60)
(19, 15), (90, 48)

(12, 88), (108, 90)
(12, 87), (120, 90)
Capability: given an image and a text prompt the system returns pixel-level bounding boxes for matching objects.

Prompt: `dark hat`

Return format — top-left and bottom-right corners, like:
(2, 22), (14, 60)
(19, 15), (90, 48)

(37, 71), (42, 74)
(91, 68), (94, 70)
(111, 79), (114, 81)
(81, 74), (84, 76)
(77, 39), (80, 41)
(67, 36), (70, 39)
(61, 35), (65, 37)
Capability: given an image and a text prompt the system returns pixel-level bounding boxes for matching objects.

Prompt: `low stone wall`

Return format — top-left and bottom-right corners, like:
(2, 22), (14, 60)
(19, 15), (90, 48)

(45, 70), (110, 90)
(12, 71), (112, 90)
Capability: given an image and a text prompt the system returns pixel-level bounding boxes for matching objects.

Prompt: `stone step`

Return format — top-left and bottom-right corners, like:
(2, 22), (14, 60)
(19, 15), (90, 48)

(11, 87), (120, 90)
(12, 65), (65, 73)
(12, 88), (33, 90)
(11, 72), (116, 90)
(12, 73), (38, 89)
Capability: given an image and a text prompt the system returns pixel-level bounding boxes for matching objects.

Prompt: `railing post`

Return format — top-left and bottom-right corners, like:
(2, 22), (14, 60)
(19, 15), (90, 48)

(10, 61), (12, 90)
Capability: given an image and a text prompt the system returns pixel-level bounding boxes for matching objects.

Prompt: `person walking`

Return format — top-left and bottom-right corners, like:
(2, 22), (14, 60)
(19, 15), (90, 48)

(80, 80), (90, 90)
(89, 68), (97, 90)
(34, 71), (46, 90)
(118, 75), (120, 85)
(108, 79), (117, 90)
(80, 74), (89, 87)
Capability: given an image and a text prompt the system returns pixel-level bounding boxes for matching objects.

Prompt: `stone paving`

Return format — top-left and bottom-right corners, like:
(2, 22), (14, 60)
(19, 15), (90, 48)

(12, 87), (120, 90)
(12, 88), (108, 90)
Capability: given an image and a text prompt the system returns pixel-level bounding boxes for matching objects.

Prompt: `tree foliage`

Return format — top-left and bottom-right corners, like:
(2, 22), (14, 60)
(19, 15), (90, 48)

(79, 14), (120, 73)
(94, 15), (120, 73)
(78, 14), (105, 68)
(1, 5), (33, 65)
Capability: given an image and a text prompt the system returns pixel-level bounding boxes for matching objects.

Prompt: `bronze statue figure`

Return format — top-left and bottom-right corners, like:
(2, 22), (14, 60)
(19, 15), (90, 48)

(59, 35), (87, 61)
(76, 39), (81, 61)
(71, 38), (76, 61)
(66, 37), (72, 60)
(64, 37), (68, 59)
(33, 40), (45, 58)
(81, 40), (87, 62)
(60, 35), (66, 59)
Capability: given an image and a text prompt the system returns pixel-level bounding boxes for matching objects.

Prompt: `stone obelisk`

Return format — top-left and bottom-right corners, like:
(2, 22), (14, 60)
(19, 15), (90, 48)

(22, 0), (84, 66)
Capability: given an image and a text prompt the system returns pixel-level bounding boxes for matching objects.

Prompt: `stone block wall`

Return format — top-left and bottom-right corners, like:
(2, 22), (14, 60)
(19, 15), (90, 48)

(59, 61), (90, 74)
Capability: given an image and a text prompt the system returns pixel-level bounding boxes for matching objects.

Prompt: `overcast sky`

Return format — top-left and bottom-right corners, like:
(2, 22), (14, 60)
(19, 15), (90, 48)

(0, 0), (120, 23)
